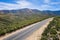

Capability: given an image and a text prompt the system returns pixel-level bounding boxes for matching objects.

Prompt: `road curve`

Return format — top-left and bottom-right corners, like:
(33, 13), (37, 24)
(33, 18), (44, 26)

(3, 18), (53, 40)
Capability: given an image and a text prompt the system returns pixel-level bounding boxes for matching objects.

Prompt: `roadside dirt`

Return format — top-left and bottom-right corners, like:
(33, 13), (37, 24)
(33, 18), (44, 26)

(25, 18), (53, 40)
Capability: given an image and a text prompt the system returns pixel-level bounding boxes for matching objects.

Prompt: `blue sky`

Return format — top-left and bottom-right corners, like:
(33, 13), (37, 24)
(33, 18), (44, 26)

(0, 0), (60, 10)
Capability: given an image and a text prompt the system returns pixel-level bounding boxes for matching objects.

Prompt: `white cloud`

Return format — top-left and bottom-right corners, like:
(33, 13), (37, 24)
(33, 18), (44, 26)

(39, 4), (60, 10)
(44, 0), (60, 5)
(0, 2), (20, 10)
(16, 0), (32, 8)
(0, 0), (60, 10)
(0, 0), (33, 10)
(39, 4), (52, 10)
(44, 0), (50, 3)
(50, 2), (60, 5)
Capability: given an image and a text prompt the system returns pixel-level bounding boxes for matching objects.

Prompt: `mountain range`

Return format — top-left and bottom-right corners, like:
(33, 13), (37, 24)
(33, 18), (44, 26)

(0, 8), (60, 16)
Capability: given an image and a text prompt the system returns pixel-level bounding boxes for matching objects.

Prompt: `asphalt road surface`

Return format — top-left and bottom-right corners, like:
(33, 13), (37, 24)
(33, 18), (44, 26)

(4, 18), (53, 40)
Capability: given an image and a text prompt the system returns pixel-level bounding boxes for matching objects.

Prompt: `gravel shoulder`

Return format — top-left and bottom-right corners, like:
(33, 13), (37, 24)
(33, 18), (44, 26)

(25, 18), (53, 40)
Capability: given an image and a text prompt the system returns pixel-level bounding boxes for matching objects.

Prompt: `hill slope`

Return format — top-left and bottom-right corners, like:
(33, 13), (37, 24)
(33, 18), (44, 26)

(0, 8), (60, 36)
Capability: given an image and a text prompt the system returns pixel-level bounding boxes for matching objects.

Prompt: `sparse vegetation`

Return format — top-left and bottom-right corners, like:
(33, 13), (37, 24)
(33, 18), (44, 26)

(41, 17), (60, 40)
(0, 13), (49, 36)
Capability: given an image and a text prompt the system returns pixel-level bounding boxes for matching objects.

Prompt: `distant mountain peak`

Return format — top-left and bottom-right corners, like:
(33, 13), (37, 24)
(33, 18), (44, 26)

(0, 8), (60, 16)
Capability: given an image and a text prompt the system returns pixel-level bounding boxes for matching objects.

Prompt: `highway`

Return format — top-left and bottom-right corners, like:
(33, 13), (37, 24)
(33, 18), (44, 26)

(4, 18), (53, 40)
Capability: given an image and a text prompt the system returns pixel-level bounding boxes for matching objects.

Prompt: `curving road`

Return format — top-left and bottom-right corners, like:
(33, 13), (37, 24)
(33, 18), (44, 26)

(4, 18), (53, 40)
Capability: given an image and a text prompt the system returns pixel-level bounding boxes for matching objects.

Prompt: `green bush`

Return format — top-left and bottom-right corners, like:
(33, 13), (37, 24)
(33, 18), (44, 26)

(0, 14), (48, 36)
(41, 17), (60, 40)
